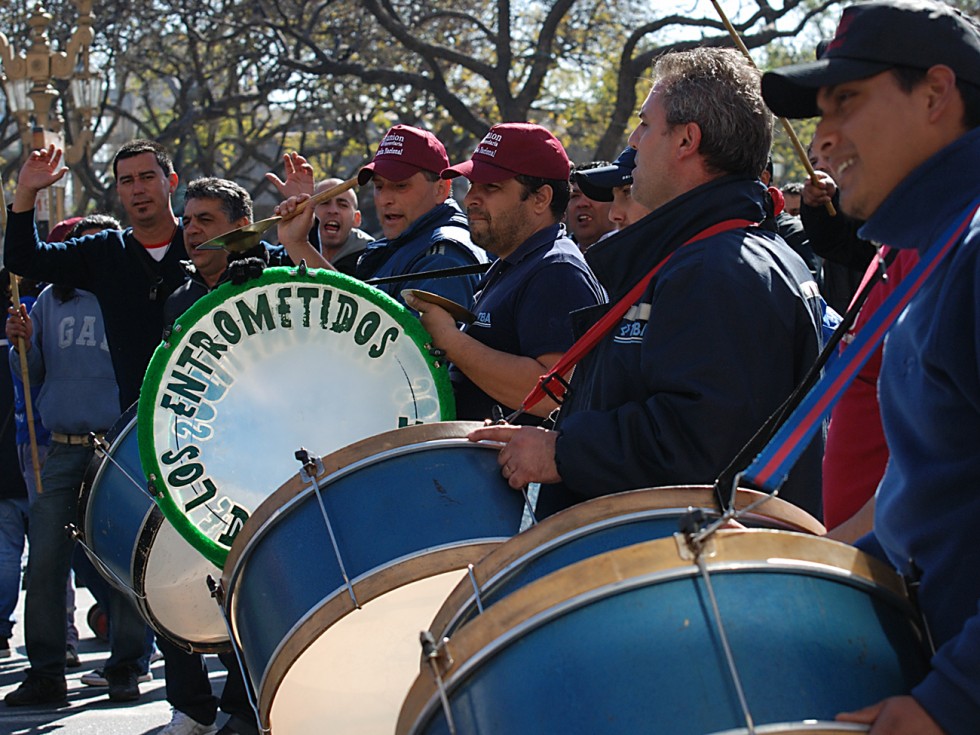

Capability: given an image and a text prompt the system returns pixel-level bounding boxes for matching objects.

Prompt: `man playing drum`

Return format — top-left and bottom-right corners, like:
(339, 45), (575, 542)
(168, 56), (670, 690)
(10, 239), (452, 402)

(404, 123), (605, 423)
(762, 1), (980, 732)
(471, 47), (826, 519)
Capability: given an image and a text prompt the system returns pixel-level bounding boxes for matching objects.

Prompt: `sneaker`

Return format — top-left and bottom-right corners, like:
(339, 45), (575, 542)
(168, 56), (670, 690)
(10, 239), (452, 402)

(66, 644), (81, 668)
(150, 647), (164, 664)
(160, 708), (218, 735)
(80, 667), (152, 687)
(106, 668), (141, 702)
(0, 637), (10, 659)
(4, 674), (67, 707)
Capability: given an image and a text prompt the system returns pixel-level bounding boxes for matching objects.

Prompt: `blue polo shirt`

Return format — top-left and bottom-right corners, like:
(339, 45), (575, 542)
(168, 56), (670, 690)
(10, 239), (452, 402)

(450, 223), (605, 422)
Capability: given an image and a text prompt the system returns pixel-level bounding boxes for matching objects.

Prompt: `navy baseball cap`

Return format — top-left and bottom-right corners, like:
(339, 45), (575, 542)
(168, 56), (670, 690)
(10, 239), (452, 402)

(762, 0), (980, 119)
(571, 148), (637, 202)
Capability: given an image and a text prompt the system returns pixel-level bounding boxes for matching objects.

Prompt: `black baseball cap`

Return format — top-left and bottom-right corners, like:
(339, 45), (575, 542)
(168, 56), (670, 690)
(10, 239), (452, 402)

(571, 148), (637, 202)
(762, 0), (980, 119)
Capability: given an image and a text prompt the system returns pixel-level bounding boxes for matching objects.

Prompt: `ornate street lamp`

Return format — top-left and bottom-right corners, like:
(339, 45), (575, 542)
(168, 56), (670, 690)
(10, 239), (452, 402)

(0, 0), (101, 162)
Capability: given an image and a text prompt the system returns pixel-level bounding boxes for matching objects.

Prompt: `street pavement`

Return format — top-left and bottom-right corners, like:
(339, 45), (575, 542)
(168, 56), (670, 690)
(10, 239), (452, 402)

(0, 585), (233, 734)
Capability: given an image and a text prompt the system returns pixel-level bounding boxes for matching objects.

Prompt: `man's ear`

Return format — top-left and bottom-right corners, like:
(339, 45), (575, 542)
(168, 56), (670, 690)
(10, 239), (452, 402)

(353, 210), (363, 227)
(168, 172), (179, 195)
(675, 122), (702, 161)
(923, 64), (963, 126)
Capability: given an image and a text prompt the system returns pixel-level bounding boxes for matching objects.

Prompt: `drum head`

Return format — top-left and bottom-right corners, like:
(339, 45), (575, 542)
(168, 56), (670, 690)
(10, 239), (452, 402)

(138, 267), (454, 567)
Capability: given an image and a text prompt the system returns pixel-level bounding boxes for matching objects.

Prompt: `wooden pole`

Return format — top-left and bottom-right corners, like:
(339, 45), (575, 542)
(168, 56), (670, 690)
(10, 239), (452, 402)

(708, 0), (836, 216)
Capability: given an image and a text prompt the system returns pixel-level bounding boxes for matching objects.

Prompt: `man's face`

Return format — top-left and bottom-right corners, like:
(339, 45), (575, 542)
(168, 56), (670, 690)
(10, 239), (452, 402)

(609, 184), (652, 230)
(627, 84), (685, 213)
(463, 178), (538, 259)
(182, 197), (247, 282)
(783, 193), (802, 216)
(566, 182), (614, 250)
(314, 180), (362, 251)
(372, 171), (447, 240)
(814, 71), (938, 220)
(115, 152), (177, 228)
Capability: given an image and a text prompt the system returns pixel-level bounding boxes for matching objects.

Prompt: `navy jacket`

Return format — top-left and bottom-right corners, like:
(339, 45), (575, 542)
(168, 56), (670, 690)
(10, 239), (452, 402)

(546, 176), (824, 518)
(4, 209), (186, 411)
(858, 127), (980, 734)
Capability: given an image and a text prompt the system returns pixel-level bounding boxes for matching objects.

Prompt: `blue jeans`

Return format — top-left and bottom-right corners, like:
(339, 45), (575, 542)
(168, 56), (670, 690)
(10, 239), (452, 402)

(25, 443), (148, 680)
(0, 497), (29, 639)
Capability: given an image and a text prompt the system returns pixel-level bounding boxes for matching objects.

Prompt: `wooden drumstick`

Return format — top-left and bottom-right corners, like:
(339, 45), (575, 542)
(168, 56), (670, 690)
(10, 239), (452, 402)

(709, 0), (837, 216)
(0, 184), (45, 494)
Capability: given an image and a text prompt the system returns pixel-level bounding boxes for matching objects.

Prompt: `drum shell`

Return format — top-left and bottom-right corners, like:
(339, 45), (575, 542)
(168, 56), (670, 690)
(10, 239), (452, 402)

(399, 530), (930, 735)
(221, 422), (529, 731)
(79, 406), (228, 653)
(430, 486), (825, 642)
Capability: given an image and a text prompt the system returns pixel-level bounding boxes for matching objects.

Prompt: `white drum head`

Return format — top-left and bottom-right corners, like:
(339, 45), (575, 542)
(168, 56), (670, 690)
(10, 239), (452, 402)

(138, 268), (454, 566)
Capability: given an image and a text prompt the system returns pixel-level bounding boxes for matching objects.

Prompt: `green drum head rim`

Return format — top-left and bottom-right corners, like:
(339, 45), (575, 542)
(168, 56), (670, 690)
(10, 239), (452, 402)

(138, 266), (456, 568)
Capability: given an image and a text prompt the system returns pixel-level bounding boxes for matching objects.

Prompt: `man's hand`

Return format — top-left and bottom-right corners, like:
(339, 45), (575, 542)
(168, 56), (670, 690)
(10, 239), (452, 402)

(5, 305), (33, 352)
(13, 145), (69, 212)
(468, 424), (561, 489)
(802, 170), (837, 209)
(838, 696), (945, 734)
(265, 152), (314, 199)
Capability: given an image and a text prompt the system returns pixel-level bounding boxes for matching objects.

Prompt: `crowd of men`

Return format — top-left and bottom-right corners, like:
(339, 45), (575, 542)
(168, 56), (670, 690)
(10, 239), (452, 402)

(1, 1), (978, 733)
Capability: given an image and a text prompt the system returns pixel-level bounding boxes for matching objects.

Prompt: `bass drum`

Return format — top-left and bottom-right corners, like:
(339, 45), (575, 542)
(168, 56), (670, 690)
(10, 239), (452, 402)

(398, 530), (930, 735)
(221, 422), (531, 735)
(78, 404), (227, 652)
(428, 485), (825, 643)
(138, 267), (455, 568)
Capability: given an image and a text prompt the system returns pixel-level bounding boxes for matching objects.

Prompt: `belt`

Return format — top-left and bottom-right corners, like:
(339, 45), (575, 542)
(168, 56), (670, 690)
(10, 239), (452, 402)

(51, 432), (103, 447)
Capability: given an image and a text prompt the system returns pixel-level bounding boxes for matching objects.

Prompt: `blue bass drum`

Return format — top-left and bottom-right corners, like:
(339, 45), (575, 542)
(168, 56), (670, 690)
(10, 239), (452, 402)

(78, 405), (227, 652)
(429, 486), (825, 643)
(220, 422), (530, 734)
(398, 530), (930, 735)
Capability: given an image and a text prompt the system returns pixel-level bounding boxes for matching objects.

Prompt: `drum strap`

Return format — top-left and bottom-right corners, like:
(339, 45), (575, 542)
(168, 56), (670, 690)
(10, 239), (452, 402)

(735, 198), (980, 497)
(508, 218), (757, 422)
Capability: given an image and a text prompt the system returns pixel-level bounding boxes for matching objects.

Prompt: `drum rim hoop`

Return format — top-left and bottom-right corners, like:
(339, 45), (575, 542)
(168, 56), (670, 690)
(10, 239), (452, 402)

(397, 530), (920, 734)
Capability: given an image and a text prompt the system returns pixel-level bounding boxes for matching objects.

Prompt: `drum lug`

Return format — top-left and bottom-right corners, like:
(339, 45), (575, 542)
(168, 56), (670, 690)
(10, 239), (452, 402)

(207, 574), (225, 606)
(674, 531), (717, 561)
(420, 630), (458, 733)
(295, 448), (324, 483)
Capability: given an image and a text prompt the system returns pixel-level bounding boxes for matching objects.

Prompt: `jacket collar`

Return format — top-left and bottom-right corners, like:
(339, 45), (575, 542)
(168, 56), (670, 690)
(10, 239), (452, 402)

(585, 175), (768, 298)
(365, 199), (468, 252)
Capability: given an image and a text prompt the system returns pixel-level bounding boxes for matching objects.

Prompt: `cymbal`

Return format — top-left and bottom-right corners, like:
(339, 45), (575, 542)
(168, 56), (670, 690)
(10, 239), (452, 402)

(401, 289), (477, 324)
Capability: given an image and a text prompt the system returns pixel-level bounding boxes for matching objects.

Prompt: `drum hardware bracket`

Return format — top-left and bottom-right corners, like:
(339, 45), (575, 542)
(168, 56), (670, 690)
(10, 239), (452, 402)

(296, 447), (361, 609)
(92, 436), (159, 503)
(465, 564), (485, 615)
(147, 474), (165, 500)
(675, 510), (718, 561)
(420, 630), (458, 735)
(295, 259), (309, 277)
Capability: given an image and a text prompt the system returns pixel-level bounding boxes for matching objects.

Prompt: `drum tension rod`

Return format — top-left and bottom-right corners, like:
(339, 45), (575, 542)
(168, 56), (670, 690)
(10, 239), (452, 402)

(208, 576), (269, 734)
(295, 448), (360, 610)
(91, 434), (159, 502)
(676, 511), (757, 733)
(65, 523), (147, 600)
(465, 564), (485, 615)
(420, 630), (458, 735)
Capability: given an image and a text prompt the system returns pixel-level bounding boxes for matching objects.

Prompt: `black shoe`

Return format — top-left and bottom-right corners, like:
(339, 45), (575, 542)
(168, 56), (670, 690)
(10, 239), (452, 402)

(4, 674), (67, 707)
(216, 716), (259, 735)
(0, 637), (10, 659)
(106, 668), (141, 703)
(65, 644), (80, 668)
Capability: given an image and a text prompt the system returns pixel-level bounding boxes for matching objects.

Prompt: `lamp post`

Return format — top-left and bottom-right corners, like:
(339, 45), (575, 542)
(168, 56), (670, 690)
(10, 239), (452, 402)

(0, 0), (102, 224)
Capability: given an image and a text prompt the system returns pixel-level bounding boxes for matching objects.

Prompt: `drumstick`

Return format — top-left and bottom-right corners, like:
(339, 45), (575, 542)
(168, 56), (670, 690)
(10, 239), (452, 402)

(0, 185), (45, 494)
(708, 0), (836, 216)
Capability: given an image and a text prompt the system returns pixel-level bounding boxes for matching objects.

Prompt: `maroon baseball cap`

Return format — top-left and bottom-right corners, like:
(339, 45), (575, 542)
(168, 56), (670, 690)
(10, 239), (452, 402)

(442, 123), (571, 183)
(357, 125), (450, 186)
